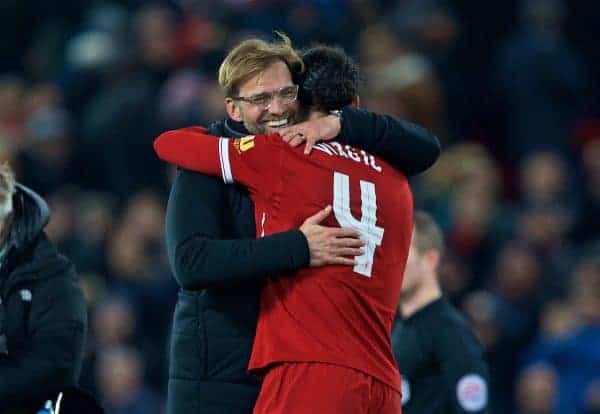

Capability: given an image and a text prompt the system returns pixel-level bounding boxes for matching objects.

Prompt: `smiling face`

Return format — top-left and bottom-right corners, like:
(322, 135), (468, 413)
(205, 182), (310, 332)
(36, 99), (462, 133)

(225, 61), (299, 134)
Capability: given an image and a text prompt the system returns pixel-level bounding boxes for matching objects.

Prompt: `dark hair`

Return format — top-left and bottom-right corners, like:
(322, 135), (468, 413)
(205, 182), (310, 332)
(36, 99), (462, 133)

(299, 45), (360, 111)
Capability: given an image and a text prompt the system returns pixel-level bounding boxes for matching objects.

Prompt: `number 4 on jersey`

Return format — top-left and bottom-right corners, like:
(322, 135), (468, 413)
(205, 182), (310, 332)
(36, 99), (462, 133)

(333, 172), (384, 277)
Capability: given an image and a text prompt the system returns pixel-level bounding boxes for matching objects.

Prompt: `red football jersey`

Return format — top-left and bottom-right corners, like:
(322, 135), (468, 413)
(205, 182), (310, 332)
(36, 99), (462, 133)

(154, 128), (413, 391)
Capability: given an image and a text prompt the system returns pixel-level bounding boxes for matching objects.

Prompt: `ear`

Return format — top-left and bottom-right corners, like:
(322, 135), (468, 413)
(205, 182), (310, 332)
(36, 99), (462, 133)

(226, 98), (243, 122)
(423, 249), (441, 273)
(352, 95), (360, 108)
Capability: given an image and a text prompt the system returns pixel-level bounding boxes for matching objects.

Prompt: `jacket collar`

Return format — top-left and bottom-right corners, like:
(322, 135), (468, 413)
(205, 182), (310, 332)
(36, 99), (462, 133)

(223, 118), (249, 138)
(7, 184), (49, 257)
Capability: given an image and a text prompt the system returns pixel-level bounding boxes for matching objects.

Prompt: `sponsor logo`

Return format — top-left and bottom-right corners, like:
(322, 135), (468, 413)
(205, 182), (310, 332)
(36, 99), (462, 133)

(457, 374), (488, 412)
(234, 135), (255, 153)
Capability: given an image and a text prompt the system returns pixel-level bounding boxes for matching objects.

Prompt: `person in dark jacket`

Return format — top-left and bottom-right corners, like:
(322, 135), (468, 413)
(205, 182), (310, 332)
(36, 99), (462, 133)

(165, 34), (441, 414)
(393, 211), (489, 413)
(0, 162), (88, 413)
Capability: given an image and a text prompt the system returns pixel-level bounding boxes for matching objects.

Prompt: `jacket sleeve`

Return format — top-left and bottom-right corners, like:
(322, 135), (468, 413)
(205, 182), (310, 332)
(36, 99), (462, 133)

(0, 267), (87, 403)
(338, 107), (441, 176)
(166, 169), (310, 290)
(435, 317), (490, 413)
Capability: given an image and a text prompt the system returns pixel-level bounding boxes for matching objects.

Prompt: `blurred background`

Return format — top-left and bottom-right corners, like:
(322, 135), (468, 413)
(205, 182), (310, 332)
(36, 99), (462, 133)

(1, 0), (599, 412)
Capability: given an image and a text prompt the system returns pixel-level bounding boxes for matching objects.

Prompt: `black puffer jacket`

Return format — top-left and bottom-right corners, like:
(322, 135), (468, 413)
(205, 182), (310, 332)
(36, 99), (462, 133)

(0, 185), (87, 412)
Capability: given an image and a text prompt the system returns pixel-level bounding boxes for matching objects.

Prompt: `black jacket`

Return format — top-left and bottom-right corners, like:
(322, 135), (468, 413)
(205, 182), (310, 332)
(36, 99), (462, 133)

(0, 185), (87, 413)
(165, 108), (441, 413)
(393, 298), (490, 414)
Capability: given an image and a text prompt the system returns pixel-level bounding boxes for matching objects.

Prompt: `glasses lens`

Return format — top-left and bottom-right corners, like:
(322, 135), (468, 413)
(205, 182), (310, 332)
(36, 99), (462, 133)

(248, 94), (270, 107)
(241, 85), (298, 108)
(278, 86), (298, 102)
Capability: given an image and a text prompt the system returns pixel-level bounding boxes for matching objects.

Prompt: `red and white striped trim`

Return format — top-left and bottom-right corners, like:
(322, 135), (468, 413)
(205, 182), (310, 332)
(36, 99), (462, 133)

(219, 137), (234, 184)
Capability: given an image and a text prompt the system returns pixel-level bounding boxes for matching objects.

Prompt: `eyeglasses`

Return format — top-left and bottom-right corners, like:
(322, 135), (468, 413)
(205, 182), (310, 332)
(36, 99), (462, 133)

(233, 85), (299, 109)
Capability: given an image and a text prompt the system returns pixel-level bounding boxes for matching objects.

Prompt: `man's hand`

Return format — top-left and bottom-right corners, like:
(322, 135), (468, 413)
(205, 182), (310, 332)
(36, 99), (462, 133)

(300, 205), (364, 267)
(279, 115), (341, 154)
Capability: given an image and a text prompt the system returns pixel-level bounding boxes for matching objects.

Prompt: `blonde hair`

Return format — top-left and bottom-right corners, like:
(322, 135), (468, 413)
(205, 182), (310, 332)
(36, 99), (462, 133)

(0, 162), (16, 218)
(218, 32), (304, 97)
(413, 210), (445, 255)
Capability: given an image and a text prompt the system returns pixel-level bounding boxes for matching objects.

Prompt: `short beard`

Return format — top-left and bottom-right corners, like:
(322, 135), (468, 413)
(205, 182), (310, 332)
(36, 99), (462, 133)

(246, 112), (298, 135)
(244, 120), (264, 135)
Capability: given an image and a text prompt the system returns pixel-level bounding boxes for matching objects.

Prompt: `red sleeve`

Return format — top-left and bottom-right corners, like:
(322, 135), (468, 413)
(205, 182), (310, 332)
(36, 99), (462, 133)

(153, 127), (283, 195)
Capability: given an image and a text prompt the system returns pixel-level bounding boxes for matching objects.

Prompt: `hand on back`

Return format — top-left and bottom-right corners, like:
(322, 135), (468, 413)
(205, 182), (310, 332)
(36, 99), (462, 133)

(299, 205), (364, 267)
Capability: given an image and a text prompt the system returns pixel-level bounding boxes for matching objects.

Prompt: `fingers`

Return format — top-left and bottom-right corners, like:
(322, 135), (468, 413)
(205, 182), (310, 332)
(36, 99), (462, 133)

(280, 128), (302, 143)
(316, 250), (363, 267)
(328, 227), (362, 239)
(304, 139), (316, 154)
(335, 247), (365, 257)
(304, 205), (332, 225)
(281, 129), (319, 153)
(330, 257), (356, 266)
(333, 238), (366, 248)
(288, 135), (305, 147)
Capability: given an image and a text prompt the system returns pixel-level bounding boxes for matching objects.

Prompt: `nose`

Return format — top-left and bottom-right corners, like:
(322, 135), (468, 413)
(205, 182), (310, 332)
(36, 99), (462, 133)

(267, 95), (286, 115)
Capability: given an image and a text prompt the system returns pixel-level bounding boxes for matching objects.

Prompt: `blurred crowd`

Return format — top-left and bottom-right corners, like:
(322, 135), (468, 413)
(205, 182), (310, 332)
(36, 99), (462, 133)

(1, 0), (599, 412)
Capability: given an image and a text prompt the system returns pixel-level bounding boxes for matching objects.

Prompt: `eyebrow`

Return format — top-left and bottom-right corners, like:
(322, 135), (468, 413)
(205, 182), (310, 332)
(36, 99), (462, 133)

(244, 85), (296, 96)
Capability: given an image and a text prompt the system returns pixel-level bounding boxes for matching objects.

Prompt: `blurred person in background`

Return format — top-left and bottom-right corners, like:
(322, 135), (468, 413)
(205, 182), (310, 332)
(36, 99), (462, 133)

(513, 301), (574, 414)
(364, 44), (447, 139)
(515, 363), (558, 414)
(417, 142), (509, 291)
(79, 295), (136, 398)
(514, 204), (575, 298)
(164, 32), (439, 413)
(97, 345), (160, 414)
(571, 131), (600, 245)
(518, 150), (568, 208)
(523, 255), (600, 413)
(393, 211), (489, 413)
(17, 102), (75, 197)
(461, 242), (545, 412)
(491, 0), (590, 161)
(73, 4), (176, 201)
(513, 150), (576, 297)
(0, 162), (87, 412)
(0, 76), (26, 150)
(106, 191), (177, 392)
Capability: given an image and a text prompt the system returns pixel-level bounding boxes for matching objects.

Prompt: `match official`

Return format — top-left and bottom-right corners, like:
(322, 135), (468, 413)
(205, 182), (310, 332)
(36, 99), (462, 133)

(393, 211), (489, 413)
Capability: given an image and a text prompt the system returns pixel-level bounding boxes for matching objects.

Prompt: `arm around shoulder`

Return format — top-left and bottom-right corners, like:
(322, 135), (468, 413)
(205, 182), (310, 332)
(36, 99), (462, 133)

(166, 169), (310, 290)
(340, 107), (441, 176)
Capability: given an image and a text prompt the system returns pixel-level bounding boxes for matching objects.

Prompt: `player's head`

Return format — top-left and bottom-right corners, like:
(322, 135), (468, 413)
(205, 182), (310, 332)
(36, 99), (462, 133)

(401, 211), (445, 298)
(298, 45), (360, 115)
(219, 32), (304, 135)
(0, 162), (16, 243)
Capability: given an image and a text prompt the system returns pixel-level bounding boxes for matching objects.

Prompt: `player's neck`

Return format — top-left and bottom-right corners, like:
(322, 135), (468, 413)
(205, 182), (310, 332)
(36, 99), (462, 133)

(399, 281), (442, 318)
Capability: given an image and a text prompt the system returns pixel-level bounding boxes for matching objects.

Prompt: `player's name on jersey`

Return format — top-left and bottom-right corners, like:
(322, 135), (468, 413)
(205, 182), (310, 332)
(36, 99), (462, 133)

(313, 142), (383, 173)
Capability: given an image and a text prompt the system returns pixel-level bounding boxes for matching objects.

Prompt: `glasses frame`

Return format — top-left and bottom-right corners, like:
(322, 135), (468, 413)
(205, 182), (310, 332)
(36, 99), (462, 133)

(232, 84), (299, 109)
